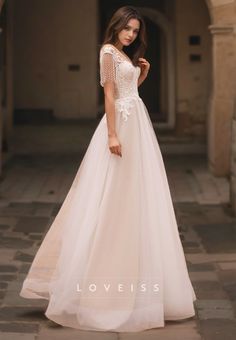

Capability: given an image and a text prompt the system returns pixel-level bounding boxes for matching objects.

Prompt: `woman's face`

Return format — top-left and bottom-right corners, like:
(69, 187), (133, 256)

(117, 18), (140, 47)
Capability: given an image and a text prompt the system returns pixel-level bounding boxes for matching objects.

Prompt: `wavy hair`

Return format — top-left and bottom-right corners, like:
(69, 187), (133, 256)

(102, 6), (147, 66)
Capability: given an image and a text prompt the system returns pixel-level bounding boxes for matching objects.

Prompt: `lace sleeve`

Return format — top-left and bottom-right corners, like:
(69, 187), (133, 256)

(100, 47), (116, 87)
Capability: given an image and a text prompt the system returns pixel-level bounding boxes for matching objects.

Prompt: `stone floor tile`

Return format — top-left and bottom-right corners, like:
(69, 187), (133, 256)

(199, 319), (236, 340)
(0, 236), (33, 249)
(193, 223), (236, 253)
(218, 262), (236, 270)
(189, 271), (218, 281)
(0, 217), (18, 228)
(13, 216), (50, 233)
(14, 251), (34, 263)
(37, 324), (118, 340)
(0, 306), (46, 323)
(0, 274), (17, 282)
(0, 333), (36, 340)
(187, 262), (215, 272)
(192, 281), (228, 299)
(119, 320), (201, 339)
(3, 289), (48, 308)
(217, 269), (236, 285)
(0, 248), (19, 263)
(187, 253), (236, 264)
(0, 264), (19, 273)
(0, 282), (8, 289)
(196, 299), (234, 319)
(0, 322), (39, 333)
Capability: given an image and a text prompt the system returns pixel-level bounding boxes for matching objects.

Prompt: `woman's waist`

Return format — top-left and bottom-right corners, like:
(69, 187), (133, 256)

(115, 94), (142, 102)
(114, 94), (143, 122)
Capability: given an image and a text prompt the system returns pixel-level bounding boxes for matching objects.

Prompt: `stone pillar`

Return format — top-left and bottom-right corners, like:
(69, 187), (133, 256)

(0, 0), (5, 176)
(230, 99), (236, 214)
(208, 24), (236, 176)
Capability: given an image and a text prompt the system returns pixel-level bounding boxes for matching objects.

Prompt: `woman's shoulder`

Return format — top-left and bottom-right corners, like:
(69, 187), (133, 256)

(100, 43), (116, 56)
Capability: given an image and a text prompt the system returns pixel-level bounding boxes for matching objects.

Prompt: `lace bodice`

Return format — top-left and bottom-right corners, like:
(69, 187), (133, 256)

(99, 44), (141, 100)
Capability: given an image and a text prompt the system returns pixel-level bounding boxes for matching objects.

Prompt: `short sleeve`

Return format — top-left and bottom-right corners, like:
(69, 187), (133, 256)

(100, 47), (116, 87)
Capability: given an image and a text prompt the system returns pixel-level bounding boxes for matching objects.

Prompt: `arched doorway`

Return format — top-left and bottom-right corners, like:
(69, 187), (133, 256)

(137, 7), (176, 129)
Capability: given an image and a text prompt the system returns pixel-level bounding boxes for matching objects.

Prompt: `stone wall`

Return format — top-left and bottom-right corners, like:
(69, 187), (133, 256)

(230, 101), (236, 212)
(175, 0), (211, 138)
(13, 0), (98, 119)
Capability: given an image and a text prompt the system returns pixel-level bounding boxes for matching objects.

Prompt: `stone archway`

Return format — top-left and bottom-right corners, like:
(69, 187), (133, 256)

(137, 7), (176, 129)
(204, 0), (214, 20)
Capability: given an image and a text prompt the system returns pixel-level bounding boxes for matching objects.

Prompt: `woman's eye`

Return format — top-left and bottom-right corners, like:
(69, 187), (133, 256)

(124, 26), (139, 33)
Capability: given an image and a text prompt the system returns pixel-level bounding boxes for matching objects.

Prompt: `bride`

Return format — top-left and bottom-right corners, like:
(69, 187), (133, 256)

(20, 5), (197, 332)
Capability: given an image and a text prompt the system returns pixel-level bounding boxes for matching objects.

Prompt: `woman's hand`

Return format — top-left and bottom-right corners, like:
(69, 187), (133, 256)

(138, 58), (150, 77)
(108, 134), (122, 157)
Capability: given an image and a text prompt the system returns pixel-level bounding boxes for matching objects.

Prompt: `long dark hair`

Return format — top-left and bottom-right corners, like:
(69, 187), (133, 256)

(102, 6), (147, 66)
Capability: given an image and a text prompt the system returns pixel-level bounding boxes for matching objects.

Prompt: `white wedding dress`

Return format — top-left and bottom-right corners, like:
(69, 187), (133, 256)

(20, 43), (197, 332)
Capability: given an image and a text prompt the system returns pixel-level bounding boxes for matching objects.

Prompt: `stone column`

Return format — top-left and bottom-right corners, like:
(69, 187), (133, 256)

(0, 0), (5, 176)
(208, 24), (236, 176)
(230, 99), (236, 214)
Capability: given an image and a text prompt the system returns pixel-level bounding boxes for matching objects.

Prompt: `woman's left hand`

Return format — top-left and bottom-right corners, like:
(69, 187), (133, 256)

(138, 58), (150, 77)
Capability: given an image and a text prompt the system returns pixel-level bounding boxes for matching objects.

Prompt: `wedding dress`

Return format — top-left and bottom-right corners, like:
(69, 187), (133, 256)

(19, 43), (197, 332)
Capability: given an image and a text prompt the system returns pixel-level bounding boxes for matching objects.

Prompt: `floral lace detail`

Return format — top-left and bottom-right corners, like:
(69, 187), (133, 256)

(102, 96), (142, 125)
(115, 97), (135, 122)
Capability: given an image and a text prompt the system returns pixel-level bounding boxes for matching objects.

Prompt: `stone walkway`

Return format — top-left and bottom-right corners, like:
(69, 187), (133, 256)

(0, 124), (235, 339)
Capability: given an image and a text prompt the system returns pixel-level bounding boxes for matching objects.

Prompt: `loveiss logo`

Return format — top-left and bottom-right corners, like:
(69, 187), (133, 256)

(76, 279), (160, 294)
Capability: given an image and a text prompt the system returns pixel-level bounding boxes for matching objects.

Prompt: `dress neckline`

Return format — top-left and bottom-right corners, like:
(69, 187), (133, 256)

(103, 43), (134, 65)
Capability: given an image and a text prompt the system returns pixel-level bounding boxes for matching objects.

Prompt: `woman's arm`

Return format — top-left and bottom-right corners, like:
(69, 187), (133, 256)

(100, 50), (122, 157)
(103, 81), (122, 157)
(137, 57), (150, 87)
(138, 73), (148, 87)
(104, 82), (116, 137)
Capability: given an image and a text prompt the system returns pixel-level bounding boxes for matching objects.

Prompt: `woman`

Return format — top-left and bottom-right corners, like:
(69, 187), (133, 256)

(20, 6), (197, 332)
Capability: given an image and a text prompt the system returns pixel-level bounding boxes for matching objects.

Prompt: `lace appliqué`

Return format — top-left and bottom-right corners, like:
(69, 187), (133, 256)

(115, 97), (135, 122)
(102, 96), (142, 125)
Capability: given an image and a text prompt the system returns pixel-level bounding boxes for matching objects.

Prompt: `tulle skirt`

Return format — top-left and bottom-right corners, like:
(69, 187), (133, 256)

(20, 95), (196, 332)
